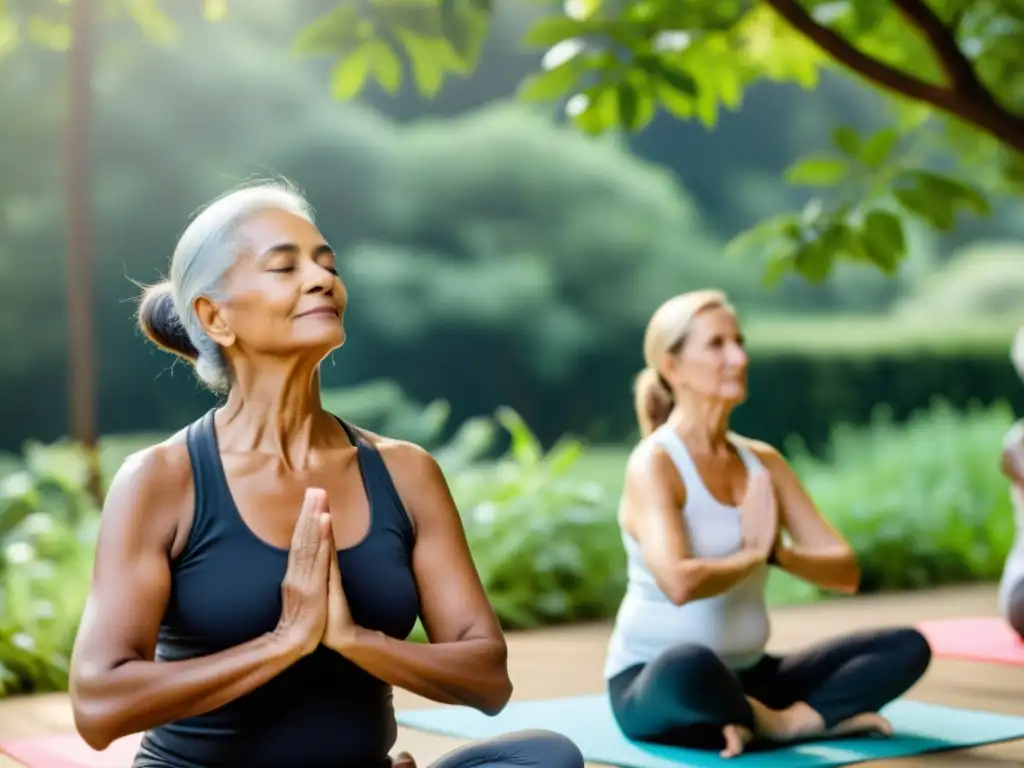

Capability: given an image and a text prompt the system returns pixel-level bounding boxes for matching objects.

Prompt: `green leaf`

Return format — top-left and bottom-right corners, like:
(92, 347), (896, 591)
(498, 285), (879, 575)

(368, 39), (403, 95)
(293, 6), (361, 56)
(523, 15), (593, 47)
(639, 56), (699, 97)
(907, 170), (991, 216)
(653, 77), (695, 119)
(831, 125), (860, 157)
(397, 30), (448, 97)
(726, 213), (800, 258)
(330, 44), (374, 100)
(439, 0), (487, 62)
(860, 209), (905, 273)
(850, 0), (887, 32)
(517, 60), (583, 102)
(616, 81), (639, 130)
(793, 240), (835, 284)
(860, 127), (899, 170)
(893, 185), (955, 230)
(762, 247), (797, 286)
(784, 154), (850, 187)
(496, 407), (542, 466)
(567, 87), (616, 135)
(889, 168), (986, 231)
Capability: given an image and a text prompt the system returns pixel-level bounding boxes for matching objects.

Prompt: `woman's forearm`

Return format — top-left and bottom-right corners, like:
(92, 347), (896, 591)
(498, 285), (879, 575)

(668, 548), (765, 604)
(71, 633), (302, 750)
(334, 629), (512, 715)
(775, 543), (860, 593)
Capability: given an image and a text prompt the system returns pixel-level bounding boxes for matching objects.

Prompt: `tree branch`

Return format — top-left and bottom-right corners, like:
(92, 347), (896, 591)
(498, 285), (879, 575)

(893, 0), (988, 99)
(761, 0), (1024, 153)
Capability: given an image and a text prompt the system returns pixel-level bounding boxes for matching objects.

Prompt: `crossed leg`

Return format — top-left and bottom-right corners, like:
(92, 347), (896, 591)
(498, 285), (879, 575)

(392, 729), (584, 768)
(607, 627), (932, 758)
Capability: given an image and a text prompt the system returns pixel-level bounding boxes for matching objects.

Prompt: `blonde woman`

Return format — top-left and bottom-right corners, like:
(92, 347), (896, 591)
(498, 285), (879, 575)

(603, 290), (931, 759)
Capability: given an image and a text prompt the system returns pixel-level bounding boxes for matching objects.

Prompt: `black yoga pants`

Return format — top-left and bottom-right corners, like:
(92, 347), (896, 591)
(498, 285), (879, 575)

(1009, 578), (1024, 640)
(607, 627), (932, 750)
(423, 729), (584, 767)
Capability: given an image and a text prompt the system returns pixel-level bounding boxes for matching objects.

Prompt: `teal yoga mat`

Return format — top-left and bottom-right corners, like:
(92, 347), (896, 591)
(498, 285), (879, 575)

(397, 695), (1024, 767)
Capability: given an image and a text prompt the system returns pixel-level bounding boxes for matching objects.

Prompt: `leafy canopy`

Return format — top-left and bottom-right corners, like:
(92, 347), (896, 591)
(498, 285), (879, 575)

(4, 0), (1022, 283)
(287, 0), (1024, 283)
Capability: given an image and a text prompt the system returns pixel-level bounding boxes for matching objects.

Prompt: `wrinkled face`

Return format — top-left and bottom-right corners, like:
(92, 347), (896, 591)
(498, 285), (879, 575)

(663, 305), (748, 404)
(197, 209), (347, 361)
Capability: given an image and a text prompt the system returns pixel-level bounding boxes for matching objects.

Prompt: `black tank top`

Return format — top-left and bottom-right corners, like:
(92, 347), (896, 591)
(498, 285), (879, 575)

(134, 410), (420, 768)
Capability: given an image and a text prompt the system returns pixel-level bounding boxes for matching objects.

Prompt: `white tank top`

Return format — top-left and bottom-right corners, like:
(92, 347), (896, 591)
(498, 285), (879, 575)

(999, 421), (1024, 617)
(604, 425), (771, 679)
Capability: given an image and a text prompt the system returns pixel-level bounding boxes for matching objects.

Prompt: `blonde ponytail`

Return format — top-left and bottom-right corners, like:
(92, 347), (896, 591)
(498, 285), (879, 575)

(634, 367), (674, 437)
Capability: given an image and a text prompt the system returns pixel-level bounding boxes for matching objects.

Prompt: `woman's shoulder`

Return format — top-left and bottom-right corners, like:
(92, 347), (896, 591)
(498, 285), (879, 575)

(100, 428), (193, 552)
(347, 426), (435, 474)
(116, 428), (192, 489)
(347, 426), (446, 500)
(729, 433), (783, 467)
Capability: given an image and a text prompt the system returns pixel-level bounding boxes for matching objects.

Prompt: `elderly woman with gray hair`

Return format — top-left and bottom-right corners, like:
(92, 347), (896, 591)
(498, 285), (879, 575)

(67, 180), (584, 768)
(603, 289), (933, 759)
(998, 328), (1024, 640)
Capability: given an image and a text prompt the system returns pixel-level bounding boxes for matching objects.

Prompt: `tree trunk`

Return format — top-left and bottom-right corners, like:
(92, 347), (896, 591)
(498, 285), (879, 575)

(67, 0), (102, 504)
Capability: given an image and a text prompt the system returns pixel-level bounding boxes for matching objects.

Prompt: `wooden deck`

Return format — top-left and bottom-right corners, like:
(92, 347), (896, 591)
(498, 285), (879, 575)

(1, 584), (1021, 766)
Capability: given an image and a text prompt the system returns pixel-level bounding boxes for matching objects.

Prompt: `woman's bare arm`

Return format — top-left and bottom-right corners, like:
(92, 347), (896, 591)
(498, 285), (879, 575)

(327, 439), (512, 716)
(69, 440), (304, 750)
(623, 443), (764, 606)
(744, 440), (860, 594)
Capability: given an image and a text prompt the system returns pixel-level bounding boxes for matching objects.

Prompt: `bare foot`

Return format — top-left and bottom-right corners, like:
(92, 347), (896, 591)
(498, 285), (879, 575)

(827, 712), (893, 738)
(392, 751), (417, 768)
(720, 724), (754, 758)
(749, 699), (825, 742)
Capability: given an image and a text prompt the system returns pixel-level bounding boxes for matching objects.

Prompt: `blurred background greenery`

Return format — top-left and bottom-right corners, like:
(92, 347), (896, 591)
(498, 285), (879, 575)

(0, 1), (1022, 697)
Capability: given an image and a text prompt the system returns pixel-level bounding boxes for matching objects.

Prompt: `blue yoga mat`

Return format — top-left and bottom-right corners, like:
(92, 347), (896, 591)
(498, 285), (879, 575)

(397, 695), (1024, 767)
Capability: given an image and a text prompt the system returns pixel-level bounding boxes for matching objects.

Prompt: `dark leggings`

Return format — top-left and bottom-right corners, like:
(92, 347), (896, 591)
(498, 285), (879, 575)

(424, 729), (584, 768)
(608, 627), (932, 751)
(1010, 578), (1024, 640)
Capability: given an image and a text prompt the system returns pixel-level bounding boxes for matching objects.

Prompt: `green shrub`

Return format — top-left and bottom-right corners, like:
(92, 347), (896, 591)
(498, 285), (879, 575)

(728, 315), (1024, 455)
(787, 398), (1015, 593)
(0, 442), (98, 695)
(450, 408), (622, 630)
(893, 242), (1024, 322)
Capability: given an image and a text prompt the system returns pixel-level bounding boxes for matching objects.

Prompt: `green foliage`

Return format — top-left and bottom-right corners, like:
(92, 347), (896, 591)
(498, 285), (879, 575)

(735, 314), (1022, 455)
(733, 129), (993, 287)
(449, 407), (623, 629)
(893, 241), (1024, 321)
(0, 442), (98, 695)
(787, 399), (1016, 592)
(290, 0), (1023, 285)
(322, 384), (625, 634)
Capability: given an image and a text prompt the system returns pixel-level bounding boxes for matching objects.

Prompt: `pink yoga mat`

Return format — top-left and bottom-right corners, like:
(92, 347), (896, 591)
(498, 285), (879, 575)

(0, 732), (141, 768)
(917, 616), (1024, 666)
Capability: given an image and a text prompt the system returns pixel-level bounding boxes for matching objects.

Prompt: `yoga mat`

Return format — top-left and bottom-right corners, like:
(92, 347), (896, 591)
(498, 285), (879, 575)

(0, 732), (141, 768)
(397, 695), (1024, 768)
(917, 616), (1024, 666)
